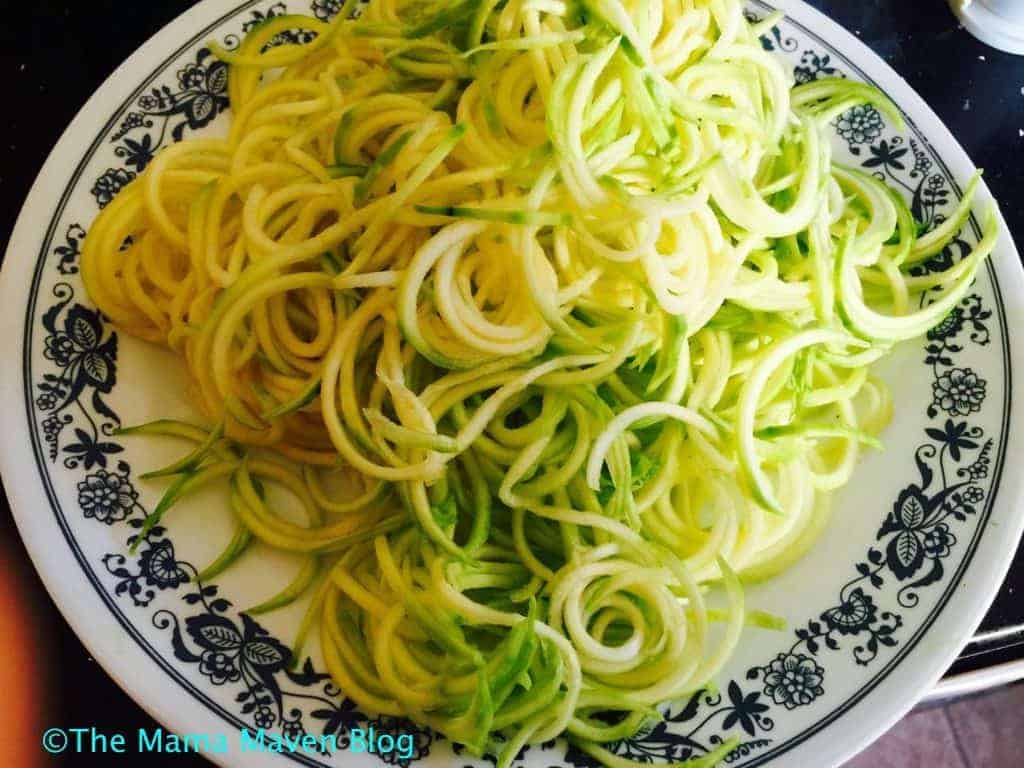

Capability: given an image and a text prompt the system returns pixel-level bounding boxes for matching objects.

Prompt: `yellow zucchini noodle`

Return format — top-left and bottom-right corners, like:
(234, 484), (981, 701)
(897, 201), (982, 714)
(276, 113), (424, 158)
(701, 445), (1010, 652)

(80, 0), (999, 765)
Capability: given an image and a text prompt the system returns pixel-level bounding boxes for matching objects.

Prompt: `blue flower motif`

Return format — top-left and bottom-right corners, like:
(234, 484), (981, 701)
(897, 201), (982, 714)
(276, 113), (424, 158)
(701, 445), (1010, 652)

(762, 653), (824, 709)
(199, 650), (241, 685)
(969, 459), (989, 482)
(925, 419), (980, 462)
(962, 485), (984, 505)
(312, 0), (344, 21)
(927, 307), (964, 342)
(721, 681), (770, 736)
(253, 705), (276, 729)
(923, 524), (956, 559)
(44, 333), (75, 366)
(91, 167), (136, 208)
(116, 134), (155, 172)
(835, 105), (884, 148)
(42, 415), (64, 439)
(139, 540), (188, 589)
(932, 368), (986, 417)
(176, 62), (207, 89)
(280, 719), (305, 742)
(65, 428), (123, 470)
(36, 391), (58, 411)
(78, 468), (137, 524)
(823, 588), (878, 636)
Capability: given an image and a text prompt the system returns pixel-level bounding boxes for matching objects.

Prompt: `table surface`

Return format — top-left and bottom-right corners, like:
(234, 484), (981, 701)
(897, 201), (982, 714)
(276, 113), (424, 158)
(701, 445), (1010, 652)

(2, 1), (1024, 765)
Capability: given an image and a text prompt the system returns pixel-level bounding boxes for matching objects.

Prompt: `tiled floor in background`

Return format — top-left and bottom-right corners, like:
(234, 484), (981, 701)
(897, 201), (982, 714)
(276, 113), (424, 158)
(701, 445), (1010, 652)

(844, 682), (1024, 767)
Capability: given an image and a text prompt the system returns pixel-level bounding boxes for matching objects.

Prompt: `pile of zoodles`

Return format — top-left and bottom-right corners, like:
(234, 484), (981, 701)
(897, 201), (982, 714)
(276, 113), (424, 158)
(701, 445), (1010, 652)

(80, 0), (999, 764)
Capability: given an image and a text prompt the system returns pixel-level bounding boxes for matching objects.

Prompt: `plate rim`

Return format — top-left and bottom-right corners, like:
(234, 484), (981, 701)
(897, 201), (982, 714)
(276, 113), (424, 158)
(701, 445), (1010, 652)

(1, 2), (300, 766)
(761, 2), (1024, 762)
(1, 1), (1023, 766)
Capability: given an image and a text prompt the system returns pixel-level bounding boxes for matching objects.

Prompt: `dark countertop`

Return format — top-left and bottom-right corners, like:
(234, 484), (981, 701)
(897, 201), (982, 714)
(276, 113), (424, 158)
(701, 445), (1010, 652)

(1, 2), (1022, 765)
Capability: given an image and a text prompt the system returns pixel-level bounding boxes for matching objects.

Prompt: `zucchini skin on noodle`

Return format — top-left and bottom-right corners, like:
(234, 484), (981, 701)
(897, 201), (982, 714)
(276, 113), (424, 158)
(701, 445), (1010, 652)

(80, 0), (999, 765)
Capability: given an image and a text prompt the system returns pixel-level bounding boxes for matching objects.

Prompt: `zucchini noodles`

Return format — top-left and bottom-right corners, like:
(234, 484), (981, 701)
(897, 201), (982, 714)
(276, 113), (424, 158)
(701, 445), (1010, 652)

(80, 0), (999, 765)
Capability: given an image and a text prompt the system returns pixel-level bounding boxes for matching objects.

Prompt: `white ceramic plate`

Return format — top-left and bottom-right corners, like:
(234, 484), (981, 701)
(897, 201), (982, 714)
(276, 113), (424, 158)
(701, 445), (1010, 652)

(2, 2), (1023, 766)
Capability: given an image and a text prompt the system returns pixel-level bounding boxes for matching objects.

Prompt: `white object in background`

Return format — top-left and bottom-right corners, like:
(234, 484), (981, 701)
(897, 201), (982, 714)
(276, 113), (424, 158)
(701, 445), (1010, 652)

(926, 657), (1024, 703)
(951, 0), (1024, 54)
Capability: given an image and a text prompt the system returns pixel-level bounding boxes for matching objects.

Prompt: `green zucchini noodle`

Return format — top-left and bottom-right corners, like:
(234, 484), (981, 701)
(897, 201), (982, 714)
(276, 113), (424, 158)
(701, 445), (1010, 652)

(81, 0), (999, 764)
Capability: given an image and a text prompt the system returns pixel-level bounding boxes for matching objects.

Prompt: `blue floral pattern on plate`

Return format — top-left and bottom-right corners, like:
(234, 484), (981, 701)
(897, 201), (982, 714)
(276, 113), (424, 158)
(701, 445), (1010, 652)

(24, 2), (1006, 766)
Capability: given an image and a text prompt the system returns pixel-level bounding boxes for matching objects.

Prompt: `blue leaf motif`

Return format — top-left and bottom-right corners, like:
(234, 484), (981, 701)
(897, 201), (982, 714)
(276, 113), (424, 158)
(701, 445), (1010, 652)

(897, 489), (926, 529)
(82, 352), (112, 387)
(42, 284), (74, 334)
(67, 306), (100, 349)
(206, 61), (228, 94)
(887, 530), (924, 580)
(186, 614), (243, 652)
(915, 448), (934, 491)
(244, 640), (289, 670)
(91, 388), (121, 425)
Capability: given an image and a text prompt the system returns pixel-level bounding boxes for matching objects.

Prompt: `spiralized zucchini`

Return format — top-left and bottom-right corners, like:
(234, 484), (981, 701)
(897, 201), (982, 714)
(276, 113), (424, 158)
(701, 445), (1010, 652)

(82, 0), (999, 765)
